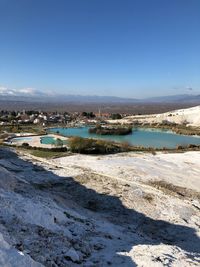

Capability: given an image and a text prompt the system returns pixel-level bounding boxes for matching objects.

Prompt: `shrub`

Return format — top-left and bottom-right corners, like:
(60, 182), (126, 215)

(176, 145), (184, 150)
(111, 113), (122, 120)
(68, 137), (124, 154)
(22, 142), (29, 147)
(187, 144), (197, 148)
(89, 125), (132, 135)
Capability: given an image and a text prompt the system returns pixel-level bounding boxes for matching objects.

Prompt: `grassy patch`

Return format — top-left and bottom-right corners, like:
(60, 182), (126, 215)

(16, 148), (70, 158)
(30, 150), (70, 158)
(0, 124), (45, 135)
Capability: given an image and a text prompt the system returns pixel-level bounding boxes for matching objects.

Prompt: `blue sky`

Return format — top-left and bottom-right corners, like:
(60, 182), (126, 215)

(0, 0), (200, 98)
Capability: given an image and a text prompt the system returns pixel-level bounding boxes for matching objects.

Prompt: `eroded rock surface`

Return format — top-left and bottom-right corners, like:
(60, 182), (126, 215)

(0, 148), (199, 266)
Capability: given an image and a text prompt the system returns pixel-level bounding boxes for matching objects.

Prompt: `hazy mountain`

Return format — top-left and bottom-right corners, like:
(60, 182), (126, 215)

(0, 87), (200, 103)
(0, 88), (138, 103)
(144, 94), (200, 103)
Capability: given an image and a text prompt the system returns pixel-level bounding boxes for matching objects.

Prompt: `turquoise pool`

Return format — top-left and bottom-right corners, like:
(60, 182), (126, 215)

(40, 136), (67, 145)
(12, 136), (33, 142)
(40, 136), (56, 144)
(47, 126), (200, 149)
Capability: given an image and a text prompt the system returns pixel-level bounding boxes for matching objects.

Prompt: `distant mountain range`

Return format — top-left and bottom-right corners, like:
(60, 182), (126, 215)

(143, 94), (200, 103)
(0, 88), (200, 104)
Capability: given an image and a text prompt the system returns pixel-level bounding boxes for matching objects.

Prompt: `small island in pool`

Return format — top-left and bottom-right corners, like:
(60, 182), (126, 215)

(89, 125), (133, 135)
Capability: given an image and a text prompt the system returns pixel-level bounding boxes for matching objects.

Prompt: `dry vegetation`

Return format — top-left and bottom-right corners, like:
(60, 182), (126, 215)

(148, 180), (200, 201)
(89, 125), (132, 135)
(68, 136), (130, 154)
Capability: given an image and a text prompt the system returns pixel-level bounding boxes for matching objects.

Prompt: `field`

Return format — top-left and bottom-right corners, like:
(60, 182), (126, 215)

(0, 100), (198, 114)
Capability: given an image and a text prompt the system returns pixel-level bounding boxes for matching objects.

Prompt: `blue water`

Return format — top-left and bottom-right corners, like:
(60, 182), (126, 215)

(40, 136), (56, 144)
(12, 136), (33, 142)
(47, 127), (200, 149)
(40, 136), (67, 145)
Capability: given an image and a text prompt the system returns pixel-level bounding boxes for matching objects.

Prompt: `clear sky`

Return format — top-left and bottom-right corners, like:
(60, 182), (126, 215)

(0, 0), (200, 98)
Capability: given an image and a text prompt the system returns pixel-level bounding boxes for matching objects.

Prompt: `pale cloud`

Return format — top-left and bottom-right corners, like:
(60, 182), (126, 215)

(0, 87), (11, 95)
(17, 88), (37, 95)
(0, 86), (41, 96)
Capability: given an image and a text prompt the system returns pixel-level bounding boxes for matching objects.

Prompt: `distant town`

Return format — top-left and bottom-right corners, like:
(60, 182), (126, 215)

(0, 109), (128, 127)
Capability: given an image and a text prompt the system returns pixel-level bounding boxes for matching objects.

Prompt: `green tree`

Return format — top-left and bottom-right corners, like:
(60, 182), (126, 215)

(111, 113), (122, 120)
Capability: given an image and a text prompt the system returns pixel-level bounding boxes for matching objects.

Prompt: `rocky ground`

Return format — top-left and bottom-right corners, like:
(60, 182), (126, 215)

(0, 147), (199, 266)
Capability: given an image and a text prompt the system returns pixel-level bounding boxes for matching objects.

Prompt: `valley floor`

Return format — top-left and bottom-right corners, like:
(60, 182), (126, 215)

(0, 148), (199, 266)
